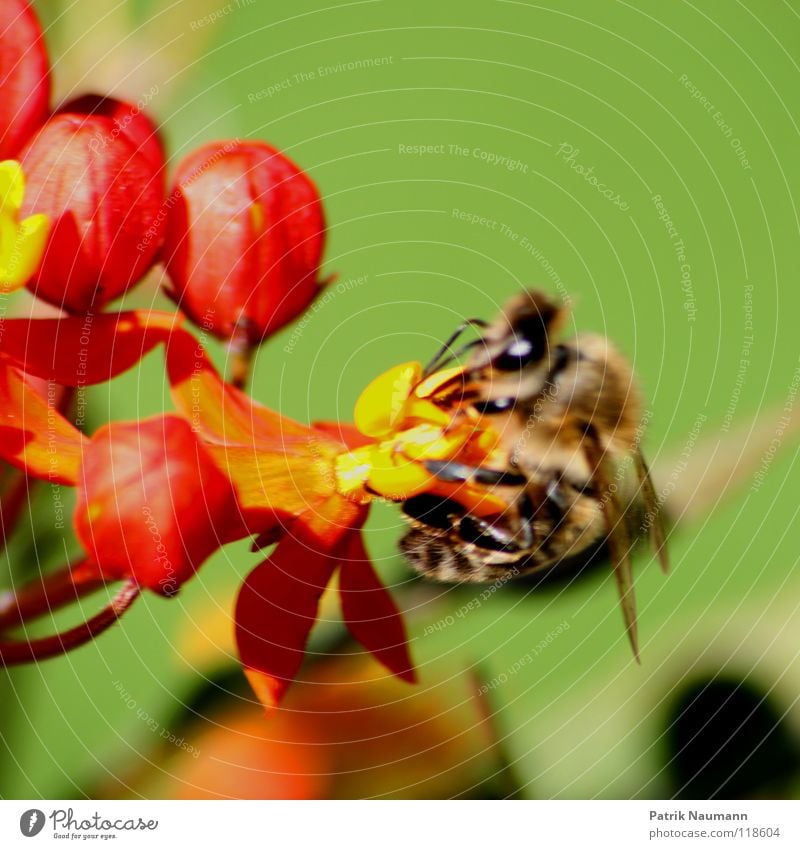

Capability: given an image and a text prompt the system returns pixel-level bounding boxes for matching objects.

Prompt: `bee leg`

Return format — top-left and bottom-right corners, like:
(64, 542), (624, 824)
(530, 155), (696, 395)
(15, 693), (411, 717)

(545, 479), (571, 514)
(583, 432), (639, 662)
(635, 452), (670, 574)
(423, 459), (527, 487)
(514, 491), (537, 549)
(401, 494), (464, 529)
(515, 480), (573, 556)
(457, 514), (524, 554)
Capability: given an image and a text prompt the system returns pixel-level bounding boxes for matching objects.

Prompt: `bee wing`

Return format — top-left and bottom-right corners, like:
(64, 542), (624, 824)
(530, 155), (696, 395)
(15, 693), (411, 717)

(585, 438), (639, 662)
(635, 452), (670, 574)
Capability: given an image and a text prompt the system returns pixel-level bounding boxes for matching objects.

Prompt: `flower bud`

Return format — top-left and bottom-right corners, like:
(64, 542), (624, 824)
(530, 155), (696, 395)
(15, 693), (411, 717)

(162, 140), (326, 344)
(0, 0), (50, 159)
(59, 93), (165, 174)
(19, 112), (166, 312)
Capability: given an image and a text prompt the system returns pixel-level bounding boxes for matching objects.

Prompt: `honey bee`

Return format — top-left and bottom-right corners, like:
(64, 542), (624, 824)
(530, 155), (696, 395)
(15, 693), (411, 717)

(400, 290), (668, 657)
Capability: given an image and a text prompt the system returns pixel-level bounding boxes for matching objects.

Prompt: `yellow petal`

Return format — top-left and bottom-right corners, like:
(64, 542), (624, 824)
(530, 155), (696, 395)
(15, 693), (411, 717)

(335, 446), (375, 500)
(402, 396), (453, 429)
(396, 423), (471, 462)
(0, 160), (24, 216)
(354, 361), (422, 437)
(473, 427), (501, 455)
(414, 365), (465, 399)
(0, 212), (16, 263)
(366, 445), (433, 499)
(0, 215), (24, 291)
(0, 212), (49, 289)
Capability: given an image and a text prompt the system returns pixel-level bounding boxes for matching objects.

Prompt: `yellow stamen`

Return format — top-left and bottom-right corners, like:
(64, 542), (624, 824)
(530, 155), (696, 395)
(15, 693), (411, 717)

(341, 361), (514, 516)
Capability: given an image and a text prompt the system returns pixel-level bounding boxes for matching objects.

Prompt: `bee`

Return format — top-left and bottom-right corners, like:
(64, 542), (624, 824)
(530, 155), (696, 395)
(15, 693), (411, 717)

(399, 290), (669, 657)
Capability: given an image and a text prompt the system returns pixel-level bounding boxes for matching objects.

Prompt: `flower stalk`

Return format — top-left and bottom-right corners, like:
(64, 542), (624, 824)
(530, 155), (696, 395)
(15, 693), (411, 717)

(0, 578), (140, 664)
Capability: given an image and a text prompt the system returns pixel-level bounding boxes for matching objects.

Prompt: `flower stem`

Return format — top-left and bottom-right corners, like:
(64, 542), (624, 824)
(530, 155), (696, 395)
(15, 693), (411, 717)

(0, 469), (30, 550)
(0, 559), (105, 631)
(0, 580), (140, 665)
(227, 321), (255, 390)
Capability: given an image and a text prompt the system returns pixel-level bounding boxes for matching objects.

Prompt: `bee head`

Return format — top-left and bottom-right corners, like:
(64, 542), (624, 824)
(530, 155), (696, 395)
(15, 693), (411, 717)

(469, 290), (567, 377)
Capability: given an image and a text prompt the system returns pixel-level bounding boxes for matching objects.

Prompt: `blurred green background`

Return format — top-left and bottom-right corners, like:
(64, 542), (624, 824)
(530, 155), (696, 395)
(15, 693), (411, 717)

(2, 0), (800, 799)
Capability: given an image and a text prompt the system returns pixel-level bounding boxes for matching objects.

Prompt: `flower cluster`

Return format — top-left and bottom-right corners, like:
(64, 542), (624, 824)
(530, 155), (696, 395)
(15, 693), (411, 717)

(0, 1), (503, 710)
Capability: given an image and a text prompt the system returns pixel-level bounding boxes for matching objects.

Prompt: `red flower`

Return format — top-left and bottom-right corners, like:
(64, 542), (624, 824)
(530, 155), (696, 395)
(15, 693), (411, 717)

(20, 111), (166, 311)
(0, 308), (503, 709)
(162, 140), (327, 346)
(0, 310), (188, 662)
(165, 331), (416, 708)
(0, 310), (409, 696)
(0, 0), (50, 159)
(0, 305), (510, 706)
(0, 1), (490, 704)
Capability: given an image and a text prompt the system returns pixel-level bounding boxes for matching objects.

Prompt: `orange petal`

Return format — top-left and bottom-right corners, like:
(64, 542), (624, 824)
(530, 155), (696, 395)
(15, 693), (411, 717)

(206, 441), (339, 532)
(311, 420), (372, 450)
(0, 365), (86, 484)
(166, 327), (313, 445)
(429, 479), (509, 517)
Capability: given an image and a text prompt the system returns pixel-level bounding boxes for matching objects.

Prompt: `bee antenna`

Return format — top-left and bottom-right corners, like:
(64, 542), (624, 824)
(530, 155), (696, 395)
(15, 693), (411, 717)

(423, 318), (487, 377)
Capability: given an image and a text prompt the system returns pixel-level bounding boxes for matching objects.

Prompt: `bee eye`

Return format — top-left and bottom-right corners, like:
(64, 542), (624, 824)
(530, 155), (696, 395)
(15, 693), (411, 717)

(493, 334), (545, 371)
(473, 396), (515, 415)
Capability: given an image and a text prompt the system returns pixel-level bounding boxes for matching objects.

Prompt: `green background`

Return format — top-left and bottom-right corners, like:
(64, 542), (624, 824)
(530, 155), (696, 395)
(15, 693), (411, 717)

(2, 0), (800, 799)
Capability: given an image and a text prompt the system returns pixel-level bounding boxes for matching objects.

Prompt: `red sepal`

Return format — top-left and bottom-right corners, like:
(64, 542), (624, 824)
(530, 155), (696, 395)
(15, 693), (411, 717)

(0, 311), (178, 386)
(235, 497), (364, 710)
(339, 531), (416, 683)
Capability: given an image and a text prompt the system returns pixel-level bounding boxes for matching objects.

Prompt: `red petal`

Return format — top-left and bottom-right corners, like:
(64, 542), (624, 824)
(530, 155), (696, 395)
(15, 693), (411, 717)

(0, 366), (86, 484)
(235, 537), (336, 712)
(0, 0), (50, 159)
(0, 311), (178, 386)
(75, 415), (244, 593)
(338, 532), (416, 683)
(235, 497), (365, 710)
(59, 94), (165, 174)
